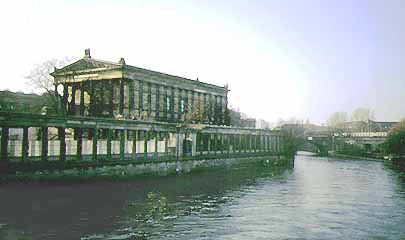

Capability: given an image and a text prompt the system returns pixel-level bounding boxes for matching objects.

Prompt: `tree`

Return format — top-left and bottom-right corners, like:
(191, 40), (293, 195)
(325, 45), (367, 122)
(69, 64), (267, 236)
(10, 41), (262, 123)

(25, 57), (76, 116)
(281, 124), (305, 157)
(384, 119), (405, 156)
(326, 112), (348, 127)
(351, 107), (375, 122)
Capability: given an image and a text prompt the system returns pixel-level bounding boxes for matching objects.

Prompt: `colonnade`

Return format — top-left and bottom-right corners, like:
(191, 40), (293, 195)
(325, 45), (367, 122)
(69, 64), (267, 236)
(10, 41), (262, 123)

(58, 78), (228, 125)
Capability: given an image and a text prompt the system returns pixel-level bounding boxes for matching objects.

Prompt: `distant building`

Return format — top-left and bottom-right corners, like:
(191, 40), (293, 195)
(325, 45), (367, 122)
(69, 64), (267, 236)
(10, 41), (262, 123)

(256, 119), (270, 129)
(368, 120), (397, 132)
(334, 120), (397, 133)
(51, 49), (229, 125)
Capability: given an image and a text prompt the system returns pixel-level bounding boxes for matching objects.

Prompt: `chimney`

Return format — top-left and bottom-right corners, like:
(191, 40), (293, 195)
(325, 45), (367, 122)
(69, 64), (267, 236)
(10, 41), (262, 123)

(84, 48), (91, 58)
(119, 58), (126, 65)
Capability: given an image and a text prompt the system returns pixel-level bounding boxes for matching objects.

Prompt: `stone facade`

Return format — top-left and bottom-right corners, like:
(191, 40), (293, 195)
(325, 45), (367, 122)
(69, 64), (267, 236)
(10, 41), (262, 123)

(51, 49), (229, 125)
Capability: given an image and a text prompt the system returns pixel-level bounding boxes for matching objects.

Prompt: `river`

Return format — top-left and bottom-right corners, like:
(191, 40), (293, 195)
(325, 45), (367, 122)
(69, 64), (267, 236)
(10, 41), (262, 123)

(0, 155), (404, 239)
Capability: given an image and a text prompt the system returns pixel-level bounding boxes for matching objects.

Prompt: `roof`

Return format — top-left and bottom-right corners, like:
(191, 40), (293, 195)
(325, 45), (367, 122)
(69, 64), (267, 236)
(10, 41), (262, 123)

(51, 54), (228, 92)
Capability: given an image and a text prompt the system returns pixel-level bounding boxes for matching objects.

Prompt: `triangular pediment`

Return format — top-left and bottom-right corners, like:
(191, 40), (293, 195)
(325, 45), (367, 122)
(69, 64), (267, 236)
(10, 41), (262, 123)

(53, 58), (120, 74)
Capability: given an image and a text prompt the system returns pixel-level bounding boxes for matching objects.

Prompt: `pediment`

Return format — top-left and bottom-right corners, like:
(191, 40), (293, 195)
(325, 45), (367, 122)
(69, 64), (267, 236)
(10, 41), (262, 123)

(54, 58), (119, 74)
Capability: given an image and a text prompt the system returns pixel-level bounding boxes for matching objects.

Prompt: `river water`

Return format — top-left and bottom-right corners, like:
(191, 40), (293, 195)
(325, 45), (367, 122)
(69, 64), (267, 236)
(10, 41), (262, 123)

(0, 155), (404, 240)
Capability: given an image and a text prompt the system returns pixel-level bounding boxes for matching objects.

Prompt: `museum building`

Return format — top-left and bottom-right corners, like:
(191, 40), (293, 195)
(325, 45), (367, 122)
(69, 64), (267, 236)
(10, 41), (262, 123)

(51, 49), (229, 125)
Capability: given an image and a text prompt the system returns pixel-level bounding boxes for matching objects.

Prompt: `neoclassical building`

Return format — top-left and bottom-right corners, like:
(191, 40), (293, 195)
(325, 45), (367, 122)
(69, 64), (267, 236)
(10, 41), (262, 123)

(51, 49), (229, 125)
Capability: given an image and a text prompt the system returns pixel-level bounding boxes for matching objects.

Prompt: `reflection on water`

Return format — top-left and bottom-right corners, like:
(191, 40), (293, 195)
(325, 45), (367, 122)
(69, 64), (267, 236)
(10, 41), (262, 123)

(0, 156), (404, 240)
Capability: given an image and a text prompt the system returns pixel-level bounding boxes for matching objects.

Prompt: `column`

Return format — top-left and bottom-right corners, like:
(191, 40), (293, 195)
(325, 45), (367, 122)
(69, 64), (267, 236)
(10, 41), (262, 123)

(120, 129), (125, 160)
(132, 130), (137, 159)
(207, 133), (211, 155)
(243, 134), (247, 153)
(154, 131), (159, 157)
(76, 128), (82, 161)
(144, 130), (148, 158)
(156, 84), (160, 121)
(170, 87), (175, 122)
(191, 132), (197, 156)
(63, 84), (69, 114)
(184, 89), (188, 115)
(1, 127), (9, 162)
(22, 127), (29, 162)
(119, 79), (124, 115)
(148, 82), (152, 117)
(237, 134), (242, 153)
(190, 90), (194, 116)
(226, 134), (230, 155)
(178, 88), (182, 121)
(99, 81), (105, 115)
(58, 127), (66, 161)
(129, 81), (135, 116)
(220, 134), (224, 154)
(219, 96), (224, 125)
(41, 126), (48, 161)
(274, 136), (279, 153)
(70, 85), (76, 115)
(176, 130), (183, 159)
(164, 132), (169, 157)
(80, 83), (85, 116)
(163, 86), (168, 121)
(109, 80), (114, 117)
(107, 129), (112, 161)
(92, 128), (98, 161)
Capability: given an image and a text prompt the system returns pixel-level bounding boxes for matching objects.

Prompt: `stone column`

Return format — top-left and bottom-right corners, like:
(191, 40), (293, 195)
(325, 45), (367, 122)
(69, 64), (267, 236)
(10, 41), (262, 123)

(190, 90), (194, 117)
(120, 129), (125, 160)
(1, 127), (9, 162)
(63, 84), (69, 115)
(70, 85), (76, 115)
(170, 87), (175, 122)
(80, 83), (85, 116)
(58, 127), (66, 161)
(155, 131), (159, 157)
(129, 80), (135, 116)
(164, 132), (169, 157)
(163, 86), (167, 121)
(220, 134), (224, 154)
(132, 130), (137, 159)
(147, 82), (152, 117)
(207, 133), (211, 155)
(177, 88), (182, 121)
(191, 132), (197, 156)
(107, 129), (112, 161)
(92, 128), (98, 161)
(22, 127), (29, 162)
(119, 79), (124, 115)
(156, 84), (160, 121)
(76, 128), (82, 161)
(41, 126), (48, 161)
(144, 130), (148, 158)
(176, 130), (183, 159)
(109, 80), (114, 117)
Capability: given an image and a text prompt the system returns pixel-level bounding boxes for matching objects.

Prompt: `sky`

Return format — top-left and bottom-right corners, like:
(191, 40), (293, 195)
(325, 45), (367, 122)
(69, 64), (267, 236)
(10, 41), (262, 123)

(0, 0), (404, 124)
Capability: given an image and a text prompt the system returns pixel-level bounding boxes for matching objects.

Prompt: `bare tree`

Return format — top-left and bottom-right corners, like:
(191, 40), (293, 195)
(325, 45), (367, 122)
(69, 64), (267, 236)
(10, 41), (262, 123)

(351, 107), (375, 122)
(25, 57), (76, 115)
(326, 112), (348, 127)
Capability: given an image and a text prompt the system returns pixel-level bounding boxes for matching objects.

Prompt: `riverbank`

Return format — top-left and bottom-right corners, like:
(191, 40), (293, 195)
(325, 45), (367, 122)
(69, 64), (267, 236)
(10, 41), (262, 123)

(0, 155), (292, 183)
(328, 152), (384, 162)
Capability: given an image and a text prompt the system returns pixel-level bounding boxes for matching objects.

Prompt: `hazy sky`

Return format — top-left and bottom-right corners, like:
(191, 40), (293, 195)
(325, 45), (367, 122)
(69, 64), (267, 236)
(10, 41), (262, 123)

(1, 0), (404, 124)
